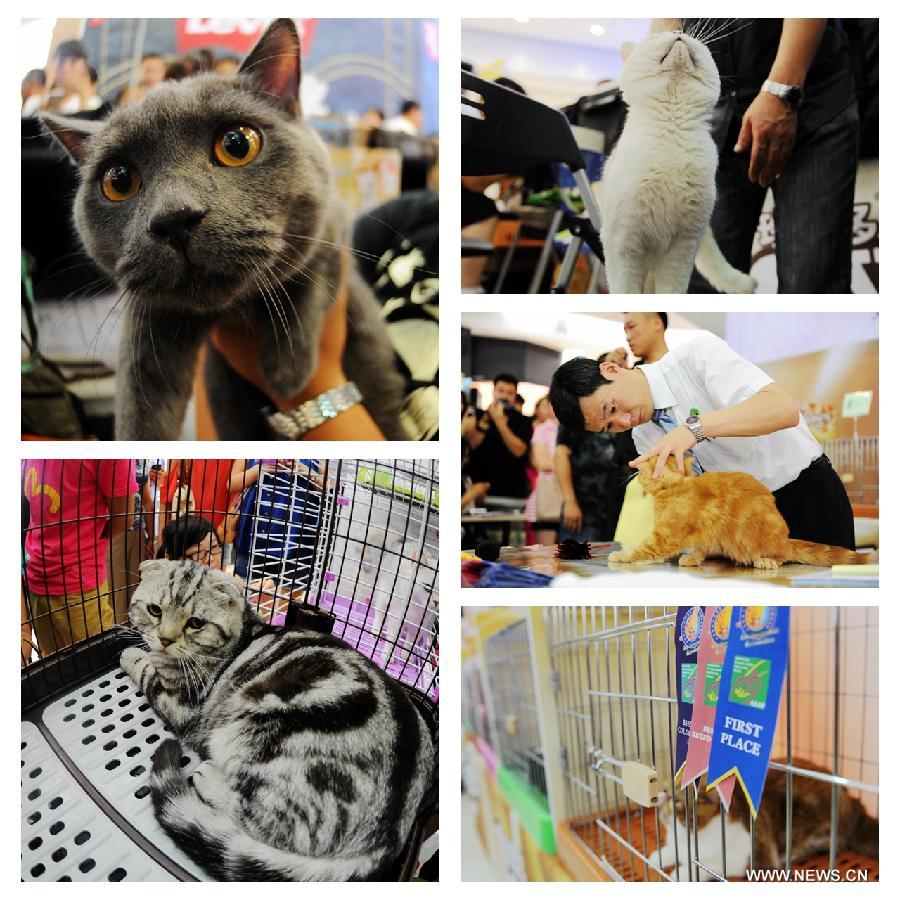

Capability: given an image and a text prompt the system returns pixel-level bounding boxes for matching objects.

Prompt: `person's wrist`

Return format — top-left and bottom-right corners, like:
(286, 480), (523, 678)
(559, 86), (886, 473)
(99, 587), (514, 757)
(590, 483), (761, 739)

(296, 367), (347, 404)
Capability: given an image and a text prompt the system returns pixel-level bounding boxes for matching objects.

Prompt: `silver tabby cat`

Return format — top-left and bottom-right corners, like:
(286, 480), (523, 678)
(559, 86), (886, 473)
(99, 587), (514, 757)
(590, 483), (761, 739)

(41, 19), (406, 440)
(120, 559), (434, 881)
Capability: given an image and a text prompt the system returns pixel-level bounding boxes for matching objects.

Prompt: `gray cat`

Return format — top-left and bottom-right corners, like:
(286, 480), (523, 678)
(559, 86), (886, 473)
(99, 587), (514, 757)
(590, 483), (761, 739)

(121, 559), (435, 881)
(41, 19), (407, 440)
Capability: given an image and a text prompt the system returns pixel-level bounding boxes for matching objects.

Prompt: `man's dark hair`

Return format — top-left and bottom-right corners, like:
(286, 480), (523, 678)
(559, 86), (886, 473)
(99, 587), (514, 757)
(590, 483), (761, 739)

(657, 312), (668, 329)
(494, 76), (526, 95)
(88, 65), (99, 85)
(157, 515), (220, 561)
(23, 69), (46, 87)
(549, 357), (612, 432)
(54, 40), (88, 62)
(493, 372), (519, 387)
(400, 100), (421, 115)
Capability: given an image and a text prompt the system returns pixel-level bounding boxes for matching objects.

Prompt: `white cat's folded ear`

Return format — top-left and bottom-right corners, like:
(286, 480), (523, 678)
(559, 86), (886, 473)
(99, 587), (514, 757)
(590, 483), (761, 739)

(239, 18), (302, 119)
(39, 113), (104, 165)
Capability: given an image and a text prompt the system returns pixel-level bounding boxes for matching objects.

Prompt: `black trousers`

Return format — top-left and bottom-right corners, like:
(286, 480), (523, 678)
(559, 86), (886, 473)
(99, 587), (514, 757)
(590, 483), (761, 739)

(773, 455), (856, 550)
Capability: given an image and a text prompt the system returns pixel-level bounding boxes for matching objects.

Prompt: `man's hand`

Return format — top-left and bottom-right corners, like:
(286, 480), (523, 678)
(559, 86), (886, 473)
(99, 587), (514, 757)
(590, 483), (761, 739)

(734, 91), (798, 187)
(487, 401), (508, 426)
(630, 425), (697, 480)
(562, 497), (583, 532)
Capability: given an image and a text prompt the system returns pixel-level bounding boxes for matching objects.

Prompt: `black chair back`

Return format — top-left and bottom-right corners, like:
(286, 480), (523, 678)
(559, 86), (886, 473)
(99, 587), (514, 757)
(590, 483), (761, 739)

(462, 70), (586, 176)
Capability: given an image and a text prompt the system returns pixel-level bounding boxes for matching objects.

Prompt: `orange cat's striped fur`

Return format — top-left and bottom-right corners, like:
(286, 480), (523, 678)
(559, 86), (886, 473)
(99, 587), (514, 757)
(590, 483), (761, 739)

(608, 456), (869, 569)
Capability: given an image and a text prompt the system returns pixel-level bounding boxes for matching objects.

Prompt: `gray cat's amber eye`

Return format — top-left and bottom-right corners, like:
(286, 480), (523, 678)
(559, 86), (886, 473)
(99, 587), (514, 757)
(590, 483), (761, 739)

(213, 125), (262, 167)
(146, 603), (161, 617)
(100, 162), (142, 202)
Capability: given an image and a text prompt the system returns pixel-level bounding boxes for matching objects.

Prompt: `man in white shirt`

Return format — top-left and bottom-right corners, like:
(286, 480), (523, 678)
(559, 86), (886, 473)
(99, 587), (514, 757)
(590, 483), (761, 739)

(383, 100), (423, 136)
(549, 332), (855, 549)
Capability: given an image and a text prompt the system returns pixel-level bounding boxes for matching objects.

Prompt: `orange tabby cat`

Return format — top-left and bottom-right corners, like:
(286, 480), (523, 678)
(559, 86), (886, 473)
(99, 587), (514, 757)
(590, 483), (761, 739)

(608, 456), (869, 569)
(657, 759), (878, 880)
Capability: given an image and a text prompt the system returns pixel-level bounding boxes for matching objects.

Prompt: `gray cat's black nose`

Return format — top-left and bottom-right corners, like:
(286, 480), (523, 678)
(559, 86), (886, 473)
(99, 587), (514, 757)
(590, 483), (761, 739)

(149, 207), (206, 253)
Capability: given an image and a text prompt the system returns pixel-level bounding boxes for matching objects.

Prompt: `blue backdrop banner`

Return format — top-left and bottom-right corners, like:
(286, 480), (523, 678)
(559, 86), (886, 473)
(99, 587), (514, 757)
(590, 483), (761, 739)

(707, 606), (790, 818)
(674, 606), (703, 784)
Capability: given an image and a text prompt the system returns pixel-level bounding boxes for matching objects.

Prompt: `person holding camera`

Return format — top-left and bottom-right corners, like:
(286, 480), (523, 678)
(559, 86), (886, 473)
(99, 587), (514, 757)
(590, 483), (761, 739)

(462, 372), (533, 499)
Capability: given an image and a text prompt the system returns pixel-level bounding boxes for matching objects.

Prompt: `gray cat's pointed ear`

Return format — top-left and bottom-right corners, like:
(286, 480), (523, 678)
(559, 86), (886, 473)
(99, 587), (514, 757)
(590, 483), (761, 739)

(239, 18), (302, 118)
(39, 112), (103, 165)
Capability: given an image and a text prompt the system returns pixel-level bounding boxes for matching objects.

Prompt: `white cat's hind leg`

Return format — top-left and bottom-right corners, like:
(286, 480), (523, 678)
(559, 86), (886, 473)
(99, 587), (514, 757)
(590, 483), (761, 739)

(604, 254), (649, 294)
(653, 239), (699, 294)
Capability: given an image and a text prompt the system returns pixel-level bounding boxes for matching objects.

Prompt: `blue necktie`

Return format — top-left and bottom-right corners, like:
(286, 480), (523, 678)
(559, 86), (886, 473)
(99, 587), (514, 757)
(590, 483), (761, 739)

(651, 408), (704, 475)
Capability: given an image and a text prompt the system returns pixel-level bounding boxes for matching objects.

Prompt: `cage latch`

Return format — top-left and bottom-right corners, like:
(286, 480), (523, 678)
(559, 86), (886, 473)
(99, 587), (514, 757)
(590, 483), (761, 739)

(587, 746), (659, 807)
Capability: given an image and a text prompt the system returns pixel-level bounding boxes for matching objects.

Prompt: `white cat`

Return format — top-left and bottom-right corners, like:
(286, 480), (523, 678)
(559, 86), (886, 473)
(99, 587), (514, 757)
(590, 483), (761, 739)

(596, 30), (757, 294)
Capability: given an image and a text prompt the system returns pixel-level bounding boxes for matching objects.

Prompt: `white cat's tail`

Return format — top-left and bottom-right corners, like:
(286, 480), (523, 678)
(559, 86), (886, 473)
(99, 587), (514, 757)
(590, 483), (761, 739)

(694, 227), (757, 294)
(150, 739), (384, 881)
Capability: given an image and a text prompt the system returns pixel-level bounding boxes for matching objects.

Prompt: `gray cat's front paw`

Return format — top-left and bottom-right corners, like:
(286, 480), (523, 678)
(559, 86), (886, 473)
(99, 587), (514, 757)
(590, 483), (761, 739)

(120, 646), (149, 678)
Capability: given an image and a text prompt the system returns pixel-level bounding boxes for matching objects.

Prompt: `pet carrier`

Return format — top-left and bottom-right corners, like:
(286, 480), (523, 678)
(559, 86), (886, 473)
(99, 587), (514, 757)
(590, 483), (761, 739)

(544, 606), (878, 882)
(21, 458), (439, 882)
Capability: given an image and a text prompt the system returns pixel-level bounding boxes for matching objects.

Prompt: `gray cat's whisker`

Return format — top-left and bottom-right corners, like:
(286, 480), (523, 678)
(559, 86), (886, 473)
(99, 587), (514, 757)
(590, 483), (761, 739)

(254, 260), (295, 355)
(281, 231), (438, 277)
(243, 263), (287, 354)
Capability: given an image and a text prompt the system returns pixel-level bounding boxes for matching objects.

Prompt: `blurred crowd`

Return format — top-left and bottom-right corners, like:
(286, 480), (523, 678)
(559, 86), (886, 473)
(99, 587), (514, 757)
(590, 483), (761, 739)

(461, 313), (669, 548)
(21, 36), (426, 133)
(20, 459), (321, 664)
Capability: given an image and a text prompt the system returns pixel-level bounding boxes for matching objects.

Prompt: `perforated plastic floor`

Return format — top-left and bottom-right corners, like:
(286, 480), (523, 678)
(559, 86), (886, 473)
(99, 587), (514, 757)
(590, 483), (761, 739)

(22, 666), (208, 881)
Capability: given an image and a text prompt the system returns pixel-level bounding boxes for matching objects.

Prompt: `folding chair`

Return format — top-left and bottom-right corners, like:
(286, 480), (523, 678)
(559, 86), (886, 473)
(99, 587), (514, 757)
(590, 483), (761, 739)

(461, 70), (605, 293)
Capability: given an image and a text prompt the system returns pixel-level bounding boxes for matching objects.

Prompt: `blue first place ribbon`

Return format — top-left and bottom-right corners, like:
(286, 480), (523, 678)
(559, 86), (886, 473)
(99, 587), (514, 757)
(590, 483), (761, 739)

(707, 606), (790, 818)
(674, 606), (704, 786)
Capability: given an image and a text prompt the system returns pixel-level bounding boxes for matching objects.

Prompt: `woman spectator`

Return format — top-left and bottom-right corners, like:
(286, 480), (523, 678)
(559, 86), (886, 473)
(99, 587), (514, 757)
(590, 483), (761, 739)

(158, 515), (279, 621)
(524, 396), (561, 545)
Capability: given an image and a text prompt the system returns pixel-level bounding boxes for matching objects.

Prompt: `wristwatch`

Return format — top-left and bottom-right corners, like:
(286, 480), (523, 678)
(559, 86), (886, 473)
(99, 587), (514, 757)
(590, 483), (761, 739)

(761, 79), (804, 110)
(684, 415), (709, 444)
(265, 382), (363, 438)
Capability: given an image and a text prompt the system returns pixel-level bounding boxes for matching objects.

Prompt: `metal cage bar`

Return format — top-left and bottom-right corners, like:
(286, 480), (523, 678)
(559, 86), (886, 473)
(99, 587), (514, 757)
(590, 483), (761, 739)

(22, 459), (440, 711)
(546, 606), (878, 883)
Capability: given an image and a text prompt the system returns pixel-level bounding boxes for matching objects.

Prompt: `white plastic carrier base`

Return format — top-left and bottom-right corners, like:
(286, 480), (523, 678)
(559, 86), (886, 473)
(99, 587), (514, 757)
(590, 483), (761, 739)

(22, 665), (209, 881)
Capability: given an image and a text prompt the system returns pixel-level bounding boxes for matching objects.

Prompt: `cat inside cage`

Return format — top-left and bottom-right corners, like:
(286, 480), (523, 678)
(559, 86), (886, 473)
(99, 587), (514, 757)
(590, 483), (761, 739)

(461, 606), (877, 883)
(21, 458), (439, 882)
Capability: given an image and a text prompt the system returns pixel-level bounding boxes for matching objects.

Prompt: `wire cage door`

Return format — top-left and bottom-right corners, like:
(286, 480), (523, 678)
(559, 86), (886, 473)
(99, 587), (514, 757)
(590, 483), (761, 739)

(484, 619), (547, 796)
(545, 606), (879, 883)
(317, 459), (439, 701)
(243, 461), (337, 623)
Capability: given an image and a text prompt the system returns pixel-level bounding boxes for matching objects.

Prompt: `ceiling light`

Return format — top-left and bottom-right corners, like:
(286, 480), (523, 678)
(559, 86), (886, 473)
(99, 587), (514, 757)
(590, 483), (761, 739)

(514, 18), (530, 24)
(589, 24), (606, 37)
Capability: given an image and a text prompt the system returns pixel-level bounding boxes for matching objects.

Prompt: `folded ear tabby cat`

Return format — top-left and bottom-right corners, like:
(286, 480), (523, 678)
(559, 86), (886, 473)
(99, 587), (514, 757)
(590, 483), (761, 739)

(41, 19), (406, 440)
(121, 558), (434, 881)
